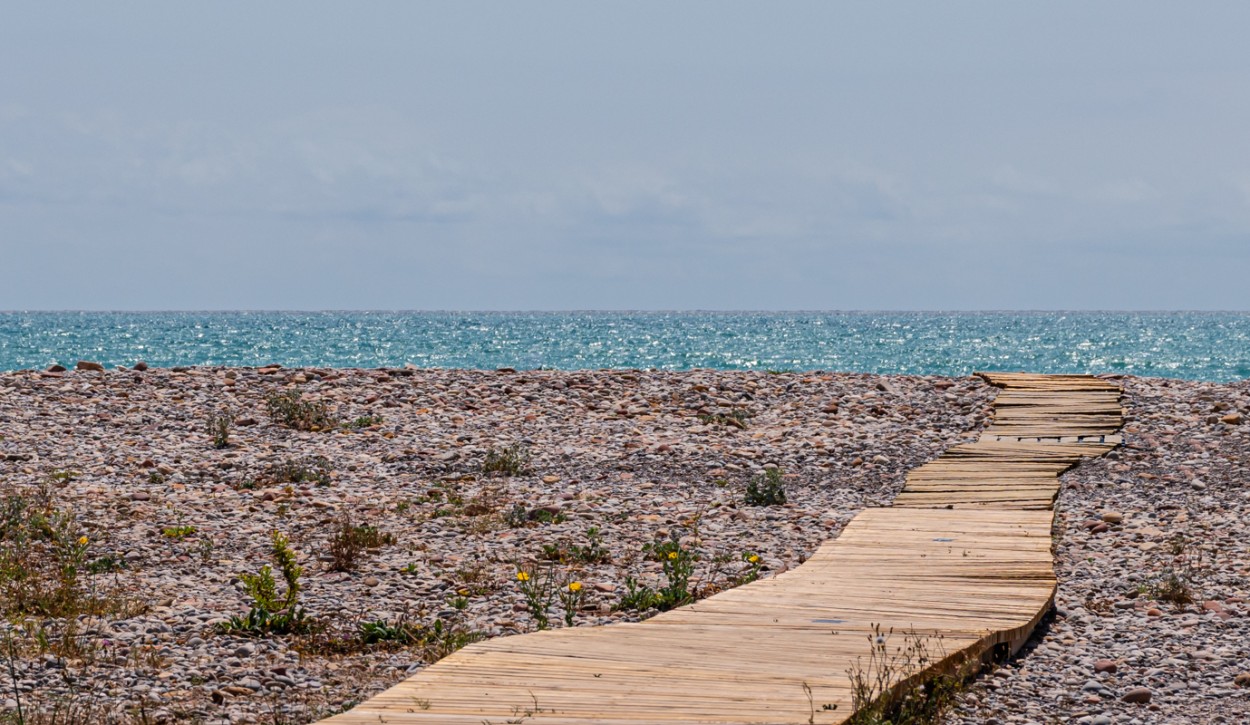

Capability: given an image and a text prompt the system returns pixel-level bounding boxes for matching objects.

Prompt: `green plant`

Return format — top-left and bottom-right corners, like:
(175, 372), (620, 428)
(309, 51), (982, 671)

(617, 576), (658, 611)
(1143, 533), (1206, 607)
(360, 617), (423, 645)
(206, 408), (233, 449)
(254, 455), (333, 487)
(348, 415), (383, 428)
(745, 468), (787, 506)
(504, 504), (530, 528)
(559, 578), (584, 627)
(328, 513), (396, 572)
(617, 534), (698, 613)
(220, 531), (312, 636)
(482, 444), (532, 477)
(697, 409), (751, 429)
(161, 525), (197, 540)
(515, 565), (557, 630)
(735, 551), (763, 585)
(845, 625), (964, 725)
(265, 390), (339, 431)
(570, 526), (611, 564)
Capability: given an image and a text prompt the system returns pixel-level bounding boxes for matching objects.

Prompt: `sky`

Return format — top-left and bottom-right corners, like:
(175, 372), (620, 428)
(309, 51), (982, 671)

(2, 2), (1249, 311)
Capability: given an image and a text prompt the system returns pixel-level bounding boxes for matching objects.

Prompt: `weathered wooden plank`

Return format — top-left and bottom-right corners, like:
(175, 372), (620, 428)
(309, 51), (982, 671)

(320, 374), (1121, 724)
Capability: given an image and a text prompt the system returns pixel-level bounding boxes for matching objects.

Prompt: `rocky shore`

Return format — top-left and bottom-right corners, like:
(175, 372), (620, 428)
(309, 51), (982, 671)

(0, 366), (1244, 723)
(953, 375), (1250, 725)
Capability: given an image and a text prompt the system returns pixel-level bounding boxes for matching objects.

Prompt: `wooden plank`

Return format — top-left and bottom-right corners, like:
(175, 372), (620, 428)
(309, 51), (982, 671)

(320, 374), (1121, 724)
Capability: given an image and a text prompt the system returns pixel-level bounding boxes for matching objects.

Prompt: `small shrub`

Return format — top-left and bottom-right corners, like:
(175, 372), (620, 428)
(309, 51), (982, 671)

(570, 526), (611, 564)
(482, 444), (532, 477)
(206, 408), (233, 449)
(265, 390), (339, 431)
(359, 618), (423, 645)
(697, 409), (751, 429)
(617, 534), (697, 613)
(1143, 533), (1206, 607)
(253, 456), (333, 488)
(745, 468), (787, 506)
(617, 576), (658, 611)
(0, 488), (133, 619)
(219, 531), (312, 636)
(348, 415), (383, 428)
(845, 624), (966, 725)
(515, 565), (557, 630)
(161, 525), (197, 540)
(328, 514), (395, 573)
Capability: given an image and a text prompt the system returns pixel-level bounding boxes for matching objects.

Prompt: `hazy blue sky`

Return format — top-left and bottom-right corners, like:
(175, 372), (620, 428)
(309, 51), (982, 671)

(3, 2), (1248, 310)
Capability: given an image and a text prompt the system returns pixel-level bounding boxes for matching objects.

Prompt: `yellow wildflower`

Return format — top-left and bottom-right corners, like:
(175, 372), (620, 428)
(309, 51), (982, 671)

(516, 571), (530, 582)
(77, 536), (88, 546)
(457, 588), (470, 596)
(667, 551), (678, 560)
(568, 581), (582, 592)
(748, 554), (760, 564)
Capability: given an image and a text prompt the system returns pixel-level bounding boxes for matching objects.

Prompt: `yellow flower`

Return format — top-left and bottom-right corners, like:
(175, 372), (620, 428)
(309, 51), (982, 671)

(667, 551), (678, 560)
(568, 581), (582, 592)
(748, 554), (760, 564)
(516, 571), (530, 582)
(77, 536), (88, 546)
(457, 588), (470, 596)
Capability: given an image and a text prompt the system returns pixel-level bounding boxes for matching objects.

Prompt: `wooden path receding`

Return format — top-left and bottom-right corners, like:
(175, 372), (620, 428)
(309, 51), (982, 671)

(322, 373), (1122, 724)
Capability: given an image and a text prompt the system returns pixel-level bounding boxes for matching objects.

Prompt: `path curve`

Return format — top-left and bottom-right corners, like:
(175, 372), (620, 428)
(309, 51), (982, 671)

(322, 372), (1123, 724)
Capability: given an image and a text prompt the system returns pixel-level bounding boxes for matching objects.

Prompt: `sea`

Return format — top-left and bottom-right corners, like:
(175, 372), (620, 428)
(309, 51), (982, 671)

(0, 311), (1247, 382)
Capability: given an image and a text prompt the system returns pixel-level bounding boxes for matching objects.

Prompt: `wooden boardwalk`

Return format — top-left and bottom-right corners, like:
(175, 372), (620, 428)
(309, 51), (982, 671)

(323, 373), (1122, 724)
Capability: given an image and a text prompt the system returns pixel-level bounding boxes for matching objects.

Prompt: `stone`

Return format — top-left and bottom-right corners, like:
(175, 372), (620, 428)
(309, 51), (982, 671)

(133, 361), (149, 371)
(1094, 659), (1118, 674)
(75, 360), (105, 372)
(1089, 522), (1110, 534)
(46, 364), (66, 373)
(1146, 608), (1163, 617)
(130, 491), (151, 502)
(1234, 672), (1250, 687)
(1220, 412), (1242, 425)
(1121, 686), (1152, 704)
(542, 475), (560, 484)
(363, 576), (381, 587)
(210, 689), (228, 704)
(1100, 511), (1124, 524)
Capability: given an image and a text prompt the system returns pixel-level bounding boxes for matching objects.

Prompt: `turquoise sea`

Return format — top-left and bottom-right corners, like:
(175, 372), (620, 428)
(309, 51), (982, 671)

(0, 312), (1247, 382)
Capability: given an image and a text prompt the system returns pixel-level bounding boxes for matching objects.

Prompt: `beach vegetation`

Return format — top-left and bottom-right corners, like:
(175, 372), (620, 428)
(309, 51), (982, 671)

(0, 487), (137, 622)
(616, 534), (696, 613)
(161, 524), (197, 540)
(1142, 533), (1205, 607)
(745, 467), (787, 506)
(219, 531), (312, 636)
(206, 407), (233, 449)
(698, 408), (751, 429)
(328, 513), (395, 573)
(265, 390), (339, 431)
(844, 624), (969, 725)
(540, 526), (611, 564)
(515, 565), (557, 630)
(559, 579), (584, 627)
(347, 415), (383, 428)
(252, 455), (333, 488)
(481, 443), (532, 477)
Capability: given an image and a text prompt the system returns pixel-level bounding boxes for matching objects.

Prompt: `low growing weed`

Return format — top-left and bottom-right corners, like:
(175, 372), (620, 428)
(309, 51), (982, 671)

(266, 390), (339, 431)
(219, 531), (312, 636)
(745, 468), (787, 506)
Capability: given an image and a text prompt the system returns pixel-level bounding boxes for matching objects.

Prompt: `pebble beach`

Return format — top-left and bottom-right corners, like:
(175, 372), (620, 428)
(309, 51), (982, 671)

(0, 365), (1246, 723)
